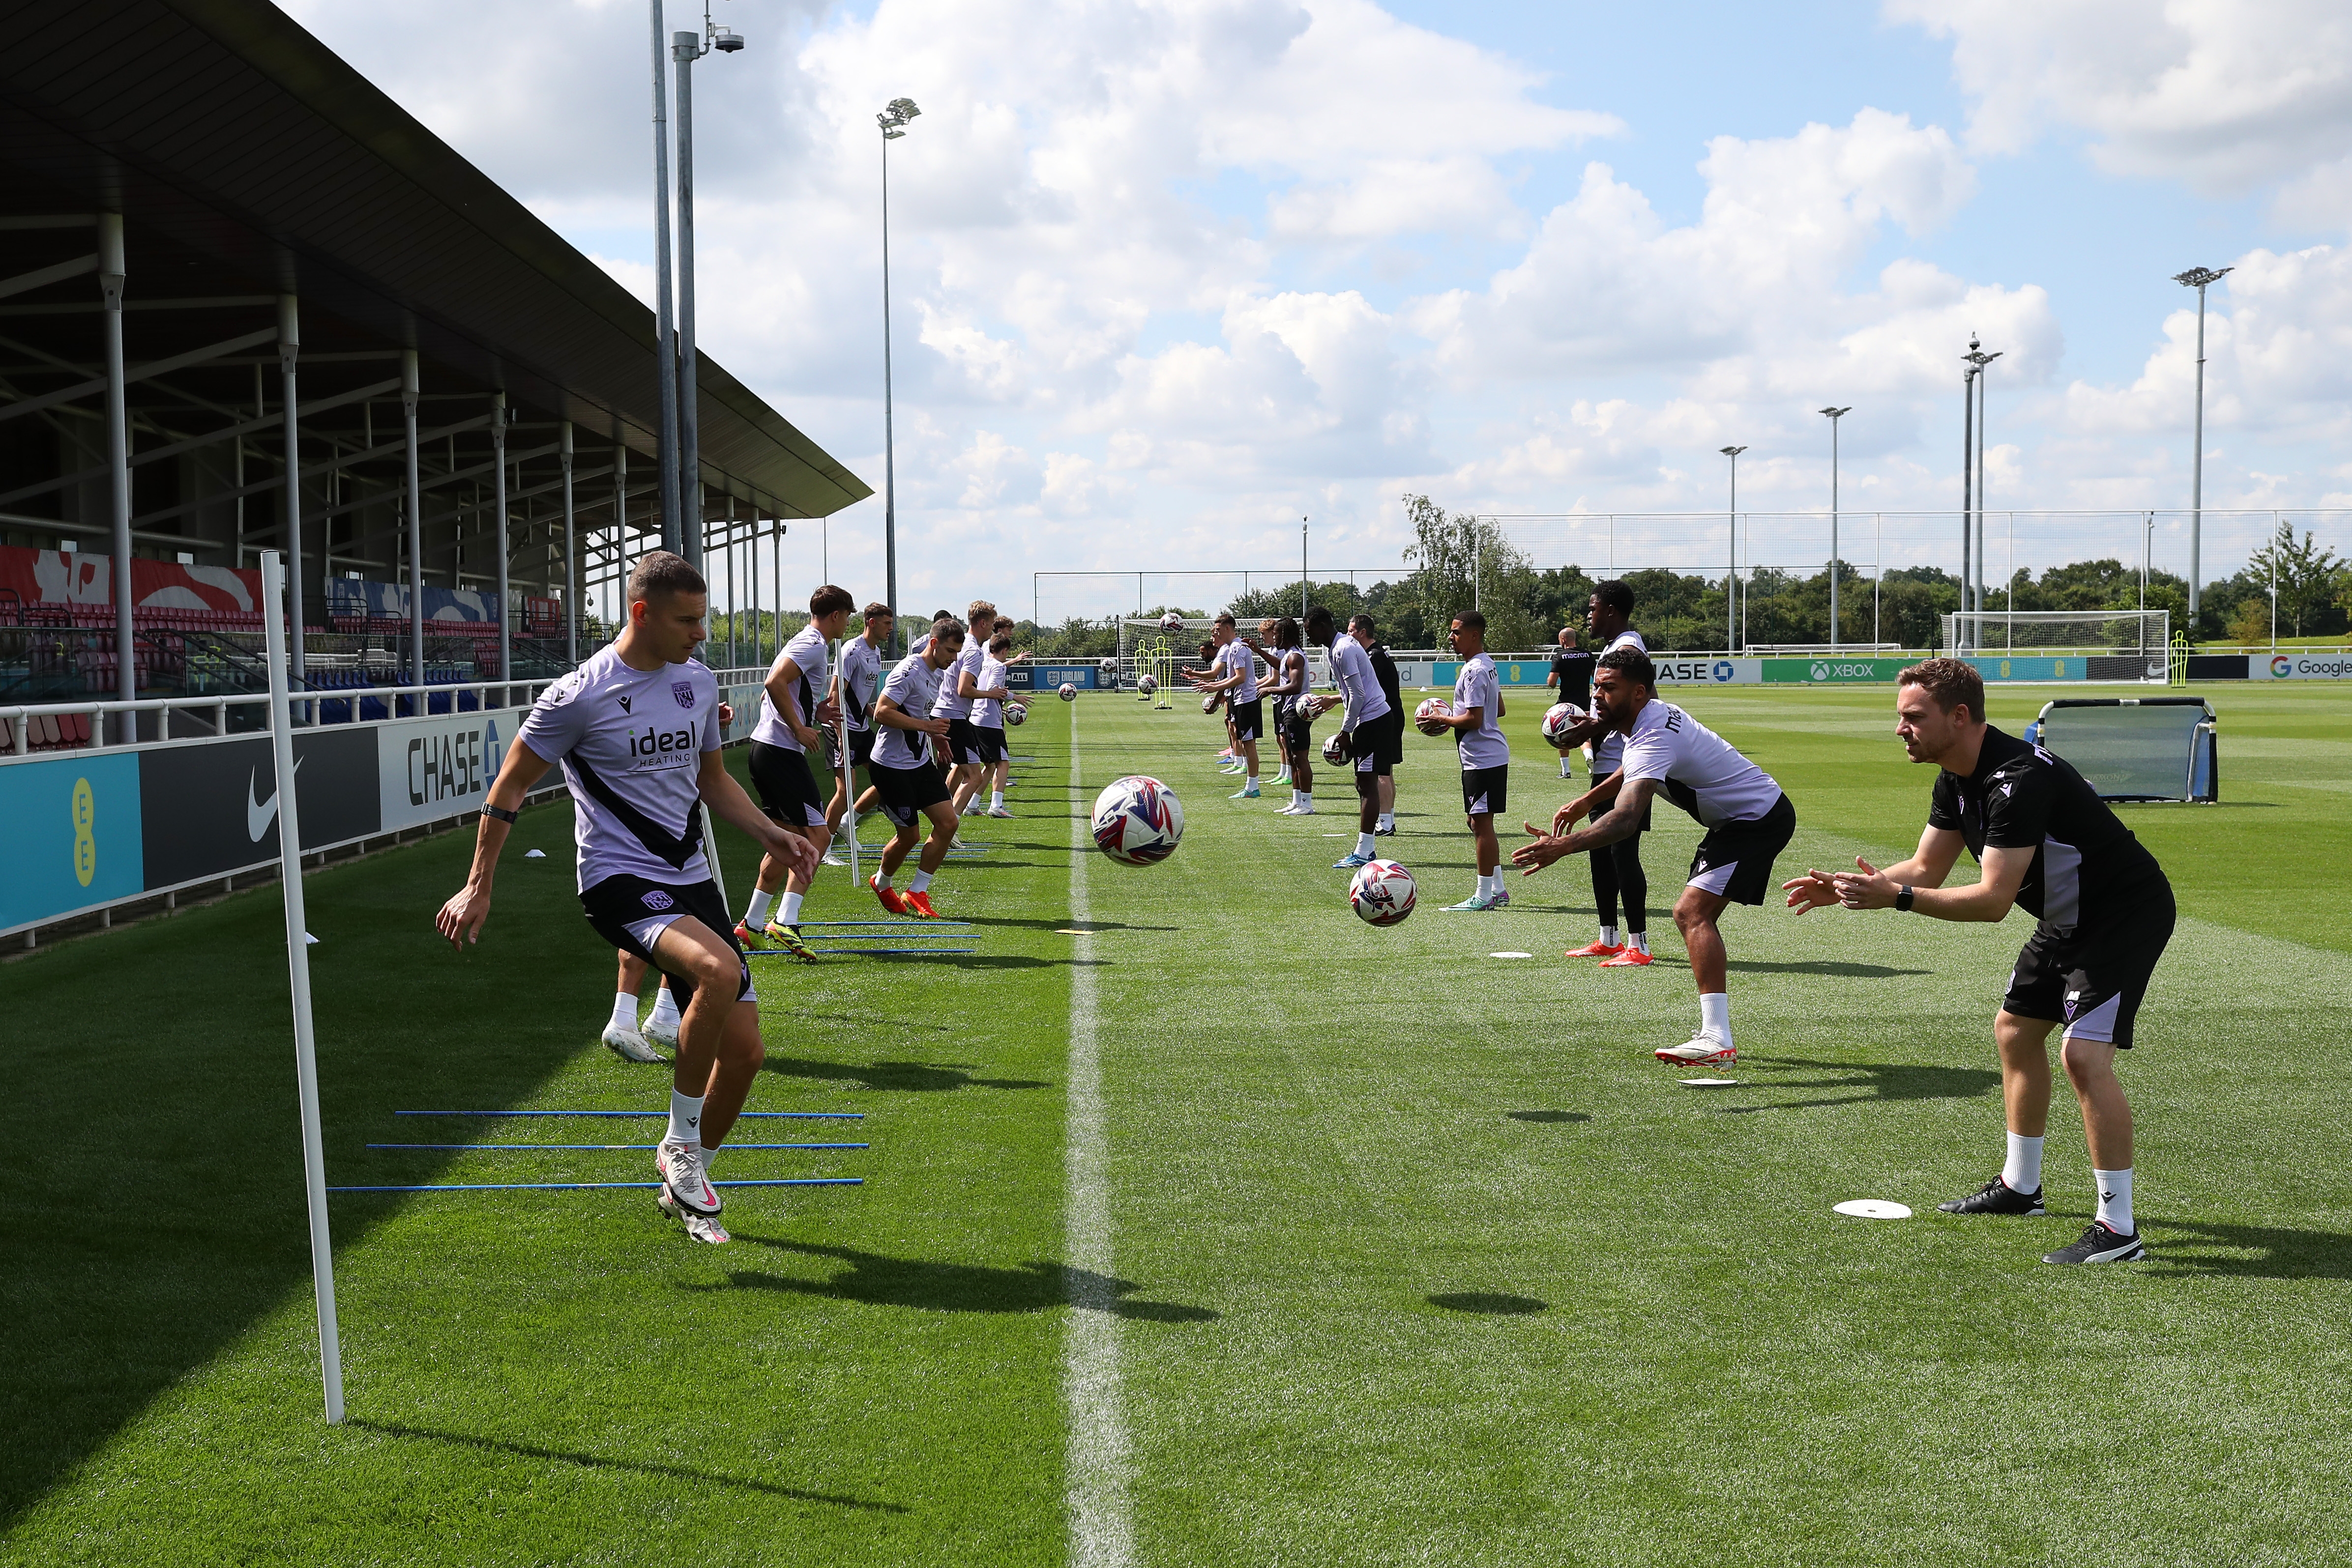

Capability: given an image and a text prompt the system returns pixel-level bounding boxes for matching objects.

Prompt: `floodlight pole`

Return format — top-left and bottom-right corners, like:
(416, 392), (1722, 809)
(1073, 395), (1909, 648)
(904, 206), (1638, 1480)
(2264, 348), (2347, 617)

(674, 12), (739, 573)
(1819, 407), (1850, 650)
(1721, 446), (1745, 651)
(2174, 265), (2231, 634)
(1301, 517), (1308, 621)
(648, 0), (681, 550)
(878, 97), (920, 652)
(260, 549), (345, 1425)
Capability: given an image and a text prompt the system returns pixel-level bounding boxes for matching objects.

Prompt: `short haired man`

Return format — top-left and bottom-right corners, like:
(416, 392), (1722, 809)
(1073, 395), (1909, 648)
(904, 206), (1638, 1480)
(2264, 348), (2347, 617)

(1545, 623), (1594, 780)
(962, 631), (1018, 818)
(1553, 581), (1651, 963)
(869, 621), (963, 919)
(1257, 616), (1316, 814)
(1513, 645), (1795, 1067)
(1362, 616), (1405, 834)
(1299, 606), (1401, 868)
(824, 602), (895, 862)
(934, 601), (1000, 808)
(1185, 611), (1266, 800)
(735, 584), (853, 961)
(437, 552), (817, 1245)
(1784, 659), (2174, 1265)
(1424, 610), (1510, 909)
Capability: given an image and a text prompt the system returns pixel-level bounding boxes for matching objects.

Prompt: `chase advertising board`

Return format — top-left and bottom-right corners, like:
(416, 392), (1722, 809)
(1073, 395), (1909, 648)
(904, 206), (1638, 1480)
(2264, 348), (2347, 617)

(377, 705), (533, 834)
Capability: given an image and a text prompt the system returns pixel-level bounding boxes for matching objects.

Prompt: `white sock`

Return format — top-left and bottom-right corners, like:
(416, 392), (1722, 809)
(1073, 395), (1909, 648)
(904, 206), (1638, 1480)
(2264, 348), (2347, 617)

(1378, 812), (1394, 831)
(667, 1089), (705, 1148)
(609, 992), (637, 1031)
(910, 868), (934, 893)
(1559, 758), (1572, 777)
(1599, 924), (1618, 947)
(2003, 1132), (2045, 1192)
(1631, 930), (1649, 955)
(1274, 767), (1291, 784)
(1298, 792), (1312, 807)
(1699, 991), (1731, 1045)
(1355, 831), (1377, 857)
(1244, 773), (1259, 786)
(991, 789), (1005, 810)
(781, 890), (805, 925)
(649, 987), (681, 1027)
(699, 1141), (718, 1172)
(2094, 1167), (2134, 1233)
(871, 870), (892, 889)
(742, 888), (773, 927)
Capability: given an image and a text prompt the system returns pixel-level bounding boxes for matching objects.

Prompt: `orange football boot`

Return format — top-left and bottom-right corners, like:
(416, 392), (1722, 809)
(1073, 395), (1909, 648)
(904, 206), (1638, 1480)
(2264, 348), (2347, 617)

(1564, 939), (1624, 958)
(870, 875), (908, 915)
(905, 890), (940, 920)
(1599, 948), (1653, 967)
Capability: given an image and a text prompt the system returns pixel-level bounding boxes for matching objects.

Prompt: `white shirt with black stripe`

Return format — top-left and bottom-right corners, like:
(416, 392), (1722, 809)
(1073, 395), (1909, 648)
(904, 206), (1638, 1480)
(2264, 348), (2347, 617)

(1591, 627), (1649, 771)
(752, 622), (830, 753)
(839, 634), (884, 734)
(517, 645), (720, 891)
(874, 652), (945, 770)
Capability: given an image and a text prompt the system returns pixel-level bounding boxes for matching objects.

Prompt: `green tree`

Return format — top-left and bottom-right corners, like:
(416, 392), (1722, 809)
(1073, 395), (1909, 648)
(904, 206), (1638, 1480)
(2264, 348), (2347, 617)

(2246, 523), (2348, 638)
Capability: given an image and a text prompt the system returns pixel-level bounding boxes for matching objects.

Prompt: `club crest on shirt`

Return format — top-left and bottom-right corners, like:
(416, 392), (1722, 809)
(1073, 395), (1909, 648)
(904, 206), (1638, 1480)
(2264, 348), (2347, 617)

(673, 681), (697, 709)
(641, 889), (676, 911)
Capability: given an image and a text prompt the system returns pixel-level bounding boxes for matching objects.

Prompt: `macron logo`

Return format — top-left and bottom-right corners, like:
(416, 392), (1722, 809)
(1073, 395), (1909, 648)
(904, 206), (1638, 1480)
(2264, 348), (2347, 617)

(617, 693), (633, 714)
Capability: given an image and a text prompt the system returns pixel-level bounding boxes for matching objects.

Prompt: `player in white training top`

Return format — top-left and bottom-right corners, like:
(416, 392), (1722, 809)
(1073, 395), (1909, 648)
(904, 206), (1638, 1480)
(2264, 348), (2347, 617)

(1298, 606), (1401, 870)
(1252, 616), (1317, 813)
(962, 629), (1018, 818)
(1183, 611), (1267, 800)
(1513, 644), (1796, 1068)
(1422, 610), (1511, 910)
(436, 552), (816, 1245)
(1547, 581), (1655, 965)
(869, 622), (963, 920)
(933, 600), (999, 813)
(823, 602), (893, 863)
(735, 584), (852, 962)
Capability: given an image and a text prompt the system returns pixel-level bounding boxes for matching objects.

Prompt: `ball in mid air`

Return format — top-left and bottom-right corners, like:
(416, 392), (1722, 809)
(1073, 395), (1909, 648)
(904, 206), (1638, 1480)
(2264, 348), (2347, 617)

(1004, 701), (1028, 727)
(1159, 612), (1185, 635)
(1541, 702), (1588, 750)
(1414, 696), (1453, 736)
(1091, 775), (1183, 866)
(1138, 674), (1158, 696)
(1059, 682), (1078, 702)
(1349, 859), (1417, 926)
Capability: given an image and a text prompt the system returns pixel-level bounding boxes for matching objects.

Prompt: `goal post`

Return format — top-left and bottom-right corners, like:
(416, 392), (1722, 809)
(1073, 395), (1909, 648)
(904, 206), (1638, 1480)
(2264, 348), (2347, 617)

(2030, 697), (2217, 803)
(1942, 609), (2170, 680)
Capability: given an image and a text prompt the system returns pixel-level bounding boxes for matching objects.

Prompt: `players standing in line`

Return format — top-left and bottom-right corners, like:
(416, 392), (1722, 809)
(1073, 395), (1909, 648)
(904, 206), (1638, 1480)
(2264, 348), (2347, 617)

(962, 630), (1018, 818)
(933, 600), (998, 809)
(868, 621), (963, 919)
(1423, 610), (1510, 910)
(1183, 612), (1267, 800)
(1301, 606), (1400, 869)
(1557, 582), (1652, 963)
(1513, 646), (1795, 1067)
(1258, 616), (1316, 814)
(734, 585), (852, 962)
(438, 552), (817, 1245)
(1544, 623), (1594, 780)
(825, 602), (894, 863)
(1783, 660), (2172, 1265)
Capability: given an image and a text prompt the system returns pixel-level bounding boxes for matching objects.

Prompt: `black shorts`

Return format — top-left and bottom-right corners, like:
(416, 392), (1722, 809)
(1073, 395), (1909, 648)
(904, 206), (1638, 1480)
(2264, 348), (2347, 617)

(2004, 879), (2175, 1048)
(747, 739), (826, 828)
(579, 874), (754, 1008)
(1351, 709), (1405, 777)
(967, 722), (1007, 765)
(1684, 792), (1796, 906)
(871, 759), (952, 828)
(944, 717), (992, 767)
(849, 725), (876, 769)
(1230, 697), (1265, 744)
(1461, 765), (1508, 817)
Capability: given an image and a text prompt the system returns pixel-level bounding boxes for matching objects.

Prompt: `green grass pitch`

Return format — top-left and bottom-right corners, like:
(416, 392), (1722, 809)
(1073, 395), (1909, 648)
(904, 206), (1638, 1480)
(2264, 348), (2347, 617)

(4, 681), (2350, 1565)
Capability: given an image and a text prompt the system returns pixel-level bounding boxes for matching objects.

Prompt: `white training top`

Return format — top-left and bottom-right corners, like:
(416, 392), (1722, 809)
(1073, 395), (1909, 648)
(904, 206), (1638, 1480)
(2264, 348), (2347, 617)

(1617, 697), (1782, 827)
(1214, 639), (1260, 703)
(1452, 651), (1509, 770)
(972, 650), (1009, 728)
(1273, 647), (1309, 712)
(1328, 635), (1391, 728)
(518, 645), (721, 892)
(1591, 627), (1650, 770)
(753, 621), (830, 753)
(838, 634), (884, 734)
(931, 639), (982, 720)
(875, 652), (944, 770)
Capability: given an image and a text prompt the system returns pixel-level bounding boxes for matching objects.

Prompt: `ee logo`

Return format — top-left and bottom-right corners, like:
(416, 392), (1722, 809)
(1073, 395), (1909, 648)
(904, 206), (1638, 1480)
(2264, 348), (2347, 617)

(71, 776), (96, 887)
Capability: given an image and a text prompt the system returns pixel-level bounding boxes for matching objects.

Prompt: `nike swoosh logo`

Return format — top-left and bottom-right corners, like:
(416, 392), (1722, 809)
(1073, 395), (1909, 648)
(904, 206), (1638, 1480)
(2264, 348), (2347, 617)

(246, 755), (305, 842)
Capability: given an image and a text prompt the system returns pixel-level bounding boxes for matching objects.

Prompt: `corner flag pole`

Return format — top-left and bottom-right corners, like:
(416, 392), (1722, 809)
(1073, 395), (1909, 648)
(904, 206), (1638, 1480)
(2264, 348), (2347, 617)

(260, 550), (346, 1424)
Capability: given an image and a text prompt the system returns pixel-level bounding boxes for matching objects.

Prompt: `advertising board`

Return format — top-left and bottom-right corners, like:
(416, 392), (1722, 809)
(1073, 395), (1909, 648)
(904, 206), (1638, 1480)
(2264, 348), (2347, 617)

(376, 705), (532, 835)
(137, 728), (381, 888)
(2264, 652), (2352, 680)
(0, 753), (145, 931)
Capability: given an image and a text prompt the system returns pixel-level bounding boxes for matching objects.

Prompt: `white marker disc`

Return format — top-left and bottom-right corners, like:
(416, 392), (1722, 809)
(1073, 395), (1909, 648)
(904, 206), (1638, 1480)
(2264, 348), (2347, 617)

(523, 848), (547, 859)
(1489, 951), (1533, 959)
(1678, 1076), (1738, 1087)
(1832, 1199), (1913, 1220)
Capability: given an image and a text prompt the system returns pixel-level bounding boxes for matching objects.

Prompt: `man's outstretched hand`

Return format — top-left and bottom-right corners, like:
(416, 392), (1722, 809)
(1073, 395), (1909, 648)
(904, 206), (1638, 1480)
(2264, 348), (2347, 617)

(1510, 821), (1576, 876)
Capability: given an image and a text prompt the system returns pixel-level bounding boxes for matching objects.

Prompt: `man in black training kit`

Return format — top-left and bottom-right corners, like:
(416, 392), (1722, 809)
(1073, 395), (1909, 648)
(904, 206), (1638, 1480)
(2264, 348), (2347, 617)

(1784, 658), (2174, 1266)
(1544, 623), (1593, 780)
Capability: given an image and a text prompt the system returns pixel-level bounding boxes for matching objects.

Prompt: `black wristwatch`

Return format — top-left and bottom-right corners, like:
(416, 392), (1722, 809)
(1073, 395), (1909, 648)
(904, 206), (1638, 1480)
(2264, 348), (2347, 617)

(482, 803), (520, 824)
(1895, 885), (1914, 912)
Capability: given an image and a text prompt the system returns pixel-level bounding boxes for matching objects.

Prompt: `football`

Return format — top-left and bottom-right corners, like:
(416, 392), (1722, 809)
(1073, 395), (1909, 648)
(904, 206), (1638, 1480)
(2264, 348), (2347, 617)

(1059, 682), (1078, 702)
(1137, 674), (1158, 696)
(1159, 612), (1185, 635)
(1201, 693), (1222, 715)
(1414, 696), (1453, 736)
(1348, 859), (1417, 926)
(1090, 775), (1184, 866)
(1541, 702), (1588, 749)
(1321, 730), (1350, 765)
(1004, 701), (1028, 727)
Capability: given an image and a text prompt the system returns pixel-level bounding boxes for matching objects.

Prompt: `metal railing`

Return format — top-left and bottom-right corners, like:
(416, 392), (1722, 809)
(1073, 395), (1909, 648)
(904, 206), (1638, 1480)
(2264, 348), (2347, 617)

(0, 675), (563, 758)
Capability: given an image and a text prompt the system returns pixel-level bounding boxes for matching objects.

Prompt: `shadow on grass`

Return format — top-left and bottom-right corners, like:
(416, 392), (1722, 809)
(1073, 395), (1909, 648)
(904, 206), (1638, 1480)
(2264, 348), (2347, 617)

(760, 1056), (1050, 1093)
(1717, 1057), (1999, 1113)
(2144, 1220), (2352, 1280)
(1428, 1292), (1547, 1315)
(957, 915), (1177, 933)
(1726, 959), (1934, 978)
(347, 1419), (907, 1511)
(1506, 1111), (1591, 1124)
(706, 1239), (1220, 1322)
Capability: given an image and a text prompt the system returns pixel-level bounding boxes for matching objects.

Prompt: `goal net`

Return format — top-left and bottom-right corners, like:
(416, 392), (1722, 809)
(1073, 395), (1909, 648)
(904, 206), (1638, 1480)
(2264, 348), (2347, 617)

(1941, 609), (2170, 679)
(2029, 697), (2217, 803)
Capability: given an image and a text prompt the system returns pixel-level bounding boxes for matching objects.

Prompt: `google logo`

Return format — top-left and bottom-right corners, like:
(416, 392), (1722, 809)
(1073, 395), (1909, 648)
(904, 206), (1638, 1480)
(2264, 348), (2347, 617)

(2271, 656), (2293, 678)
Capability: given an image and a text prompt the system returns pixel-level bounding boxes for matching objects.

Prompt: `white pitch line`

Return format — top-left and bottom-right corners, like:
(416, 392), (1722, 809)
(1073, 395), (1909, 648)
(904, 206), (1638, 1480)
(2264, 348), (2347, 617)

(1063, 714), (1134, 1568)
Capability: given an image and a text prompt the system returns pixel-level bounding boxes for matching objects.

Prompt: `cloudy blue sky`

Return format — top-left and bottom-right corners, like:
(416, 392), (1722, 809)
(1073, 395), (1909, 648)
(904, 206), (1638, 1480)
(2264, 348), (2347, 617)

(284, 0), (2352, 619)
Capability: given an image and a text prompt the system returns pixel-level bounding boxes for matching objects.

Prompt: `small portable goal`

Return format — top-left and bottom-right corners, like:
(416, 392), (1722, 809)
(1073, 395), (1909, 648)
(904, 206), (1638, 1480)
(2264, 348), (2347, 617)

(2029, 697), (2217, 803)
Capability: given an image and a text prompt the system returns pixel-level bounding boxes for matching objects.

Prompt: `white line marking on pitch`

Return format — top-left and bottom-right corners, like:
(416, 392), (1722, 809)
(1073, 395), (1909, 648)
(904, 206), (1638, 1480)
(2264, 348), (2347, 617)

(1064, 715), (1133, 1568)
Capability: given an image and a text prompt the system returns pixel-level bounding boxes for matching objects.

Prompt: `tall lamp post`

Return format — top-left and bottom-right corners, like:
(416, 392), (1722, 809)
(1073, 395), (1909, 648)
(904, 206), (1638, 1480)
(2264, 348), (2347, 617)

(647, 0), (681, 549)
(1818, 407), (1849, 650)
(1960, 337), (2000, 647)
(878, 96), (921, 650)
(673, 3), (743, 574)
(2172, 265), (2231, 637)
(1721, 445), (1746, 652)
